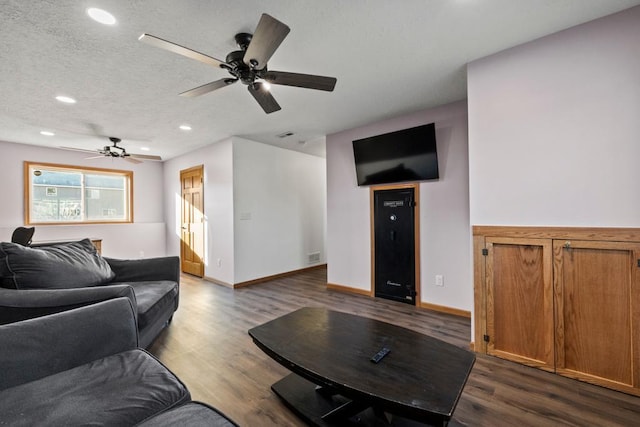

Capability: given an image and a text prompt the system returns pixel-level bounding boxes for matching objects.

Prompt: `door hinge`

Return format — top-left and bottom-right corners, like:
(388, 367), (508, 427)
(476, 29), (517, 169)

(482, 248), (488, 256)
(483, 334), (490, 343)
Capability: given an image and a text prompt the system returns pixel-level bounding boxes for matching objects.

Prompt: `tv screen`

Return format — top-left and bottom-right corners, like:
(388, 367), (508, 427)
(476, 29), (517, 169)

(352, 123), (439, 186)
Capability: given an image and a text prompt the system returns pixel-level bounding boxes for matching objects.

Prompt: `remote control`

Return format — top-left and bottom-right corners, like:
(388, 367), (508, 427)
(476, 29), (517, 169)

(370, 347), (391, 363)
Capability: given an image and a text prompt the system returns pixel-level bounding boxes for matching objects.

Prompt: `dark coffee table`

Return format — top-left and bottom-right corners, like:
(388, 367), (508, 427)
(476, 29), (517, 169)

(248, 307), (475, 426)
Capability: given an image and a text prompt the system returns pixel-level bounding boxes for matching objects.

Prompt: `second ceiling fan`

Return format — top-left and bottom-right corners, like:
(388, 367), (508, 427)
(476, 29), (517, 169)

(139, 13), (337, 114)
(60, 137), (162, 164)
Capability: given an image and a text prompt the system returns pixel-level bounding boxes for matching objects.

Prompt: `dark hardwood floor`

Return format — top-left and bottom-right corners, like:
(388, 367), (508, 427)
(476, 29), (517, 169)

(148, 267), (640, 426)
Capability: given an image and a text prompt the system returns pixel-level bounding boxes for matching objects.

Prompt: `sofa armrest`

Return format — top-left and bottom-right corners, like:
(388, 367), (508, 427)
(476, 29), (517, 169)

(0, 297), (138, 391)
(0, 284), (137, 325)
(105, 256), (180, 284)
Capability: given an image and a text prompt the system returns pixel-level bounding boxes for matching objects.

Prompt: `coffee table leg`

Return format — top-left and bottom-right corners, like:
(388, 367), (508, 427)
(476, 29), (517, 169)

(373, 406), (394, 423)
(272, 373), (445, 426)
(272, 373), (355, 427)
(320, 399), (370, 421)
(314, 385), (338, 397)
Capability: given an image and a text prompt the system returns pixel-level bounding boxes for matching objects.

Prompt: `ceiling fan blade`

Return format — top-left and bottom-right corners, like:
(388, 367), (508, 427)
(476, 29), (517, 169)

(59, 146), (99, 154)
(247, 82), (281, 114)
(124, 157), (143, 164)
(85, 155), (105, 160)
(139, 34), (227, 68)
(130, 153), (163, 161)
(243, 14), (290, 70)
(179, 78), (237, 97)
(263, 71), (337, 92)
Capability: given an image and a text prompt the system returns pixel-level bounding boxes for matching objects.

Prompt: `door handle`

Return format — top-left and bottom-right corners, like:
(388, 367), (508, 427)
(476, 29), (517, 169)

(390, 230), (396, 241)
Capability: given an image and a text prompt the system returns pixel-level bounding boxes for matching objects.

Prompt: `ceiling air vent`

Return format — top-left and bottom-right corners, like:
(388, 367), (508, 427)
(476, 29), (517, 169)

(277, 131), (294, 138)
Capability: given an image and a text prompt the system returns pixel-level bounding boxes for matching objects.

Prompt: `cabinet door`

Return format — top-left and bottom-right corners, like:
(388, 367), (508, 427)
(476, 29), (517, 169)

(486, 238), (554, 370)
(554, 240), (640, 392)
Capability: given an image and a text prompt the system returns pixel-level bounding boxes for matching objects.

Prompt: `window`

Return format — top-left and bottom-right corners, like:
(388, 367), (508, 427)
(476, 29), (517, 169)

(25, 162), (133, 225)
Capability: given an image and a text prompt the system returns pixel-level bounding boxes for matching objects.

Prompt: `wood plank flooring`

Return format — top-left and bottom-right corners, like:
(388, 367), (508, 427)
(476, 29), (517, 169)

(148, 267), (640, 426)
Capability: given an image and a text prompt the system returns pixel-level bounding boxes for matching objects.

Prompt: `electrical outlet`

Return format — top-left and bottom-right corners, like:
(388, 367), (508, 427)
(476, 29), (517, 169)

(435, 275), (444, 287)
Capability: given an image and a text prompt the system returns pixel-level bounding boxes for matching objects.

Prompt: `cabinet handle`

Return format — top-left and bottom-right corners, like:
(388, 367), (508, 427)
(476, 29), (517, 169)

(564, 241), (571, 249)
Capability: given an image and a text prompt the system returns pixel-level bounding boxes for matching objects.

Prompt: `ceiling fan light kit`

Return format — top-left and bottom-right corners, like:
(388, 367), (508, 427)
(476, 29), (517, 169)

(140, 13), (337, 114)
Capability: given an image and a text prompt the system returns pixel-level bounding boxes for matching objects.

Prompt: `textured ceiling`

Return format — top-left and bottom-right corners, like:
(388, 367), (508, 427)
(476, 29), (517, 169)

(1, 0), (639, 160)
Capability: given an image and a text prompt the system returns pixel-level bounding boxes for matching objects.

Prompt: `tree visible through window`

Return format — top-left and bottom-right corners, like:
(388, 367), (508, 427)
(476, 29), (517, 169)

(25, 162), (133, 224)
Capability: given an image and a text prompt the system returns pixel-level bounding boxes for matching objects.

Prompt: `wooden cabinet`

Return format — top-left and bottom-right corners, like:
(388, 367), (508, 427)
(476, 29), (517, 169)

(553, 240), (640, 392)
(486, 238), (554, 371)
(91, 239), (102, 255)
(474, 227), (640, 396)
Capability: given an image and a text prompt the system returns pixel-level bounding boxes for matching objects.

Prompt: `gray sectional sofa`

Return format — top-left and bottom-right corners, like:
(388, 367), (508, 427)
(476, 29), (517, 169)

(0, 239), (179, 348)
(0, 297), (236, 426)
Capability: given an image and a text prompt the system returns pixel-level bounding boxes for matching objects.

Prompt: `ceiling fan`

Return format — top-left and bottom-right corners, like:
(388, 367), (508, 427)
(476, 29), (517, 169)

(139, 13), (337, 114)
(61, 137), (162, 164)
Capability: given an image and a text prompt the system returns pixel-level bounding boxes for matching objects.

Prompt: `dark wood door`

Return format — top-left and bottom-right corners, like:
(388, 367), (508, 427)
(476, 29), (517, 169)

(373, 187), (416, 305)
(180, 165), (204, 277)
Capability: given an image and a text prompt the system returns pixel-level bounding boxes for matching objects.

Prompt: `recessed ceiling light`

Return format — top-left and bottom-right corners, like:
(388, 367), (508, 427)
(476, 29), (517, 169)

(40, 131), (55, 136)
(55, 95), (76, 104)
(140, 147), (150, 151)
(87, 8), (116, 25)
(179, 125), (192, 131)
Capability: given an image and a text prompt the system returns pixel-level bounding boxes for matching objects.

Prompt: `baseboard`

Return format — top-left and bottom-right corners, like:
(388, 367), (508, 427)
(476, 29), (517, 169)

(205, 272), (470, 319)
(203, 276), (234, 288)
(419, 301), (471, 318)
(233, 264), (327, 288)
(326, 283), (373, 297)
(327, 283), (471, 318)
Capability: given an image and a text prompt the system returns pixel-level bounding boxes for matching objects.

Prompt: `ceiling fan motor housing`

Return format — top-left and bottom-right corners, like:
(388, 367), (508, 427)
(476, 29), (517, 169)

(234, 32), (253, 50)
(224, 34), (266, 85)
(101, 137), (128, 157)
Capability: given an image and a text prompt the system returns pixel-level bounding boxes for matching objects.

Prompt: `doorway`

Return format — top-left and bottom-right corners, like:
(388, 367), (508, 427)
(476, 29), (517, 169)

(371, 184), (420, 305)
(180, 165), (204, 277)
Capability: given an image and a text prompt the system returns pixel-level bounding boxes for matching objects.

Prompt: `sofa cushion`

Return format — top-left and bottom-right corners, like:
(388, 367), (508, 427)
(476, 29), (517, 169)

(0, 239), (114, 290)
(114, 281), (179, 330)
(0, 349), (190, 426)
(137, 402), (238, 426)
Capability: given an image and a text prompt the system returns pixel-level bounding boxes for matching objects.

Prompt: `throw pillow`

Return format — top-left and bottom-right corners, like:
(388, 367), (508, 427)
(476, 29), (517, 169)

(0, 239), (115, 290)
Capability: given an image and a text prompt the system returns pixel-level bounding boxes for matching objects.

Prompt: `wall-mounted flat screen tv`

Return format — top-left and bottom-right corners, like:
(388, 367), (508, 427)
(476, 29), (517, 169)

(352, 123), (439, 186)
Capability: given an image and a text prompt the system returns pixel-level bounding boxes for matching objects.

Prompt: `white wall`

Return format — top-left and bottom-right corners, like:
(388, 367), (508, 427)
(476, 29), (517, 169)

(163, 136), (326, 285)
(468, 6), (640, 226)
(0, 140), (166, 258)
(326, 100), (471, 312)
(233, 137), (326, 283)
(163, 138), (235, 284)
